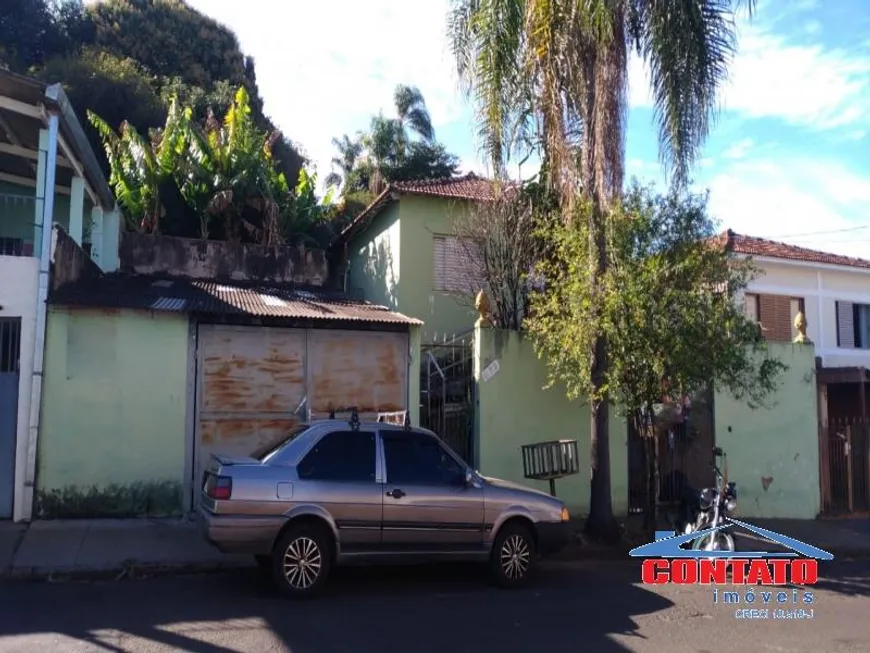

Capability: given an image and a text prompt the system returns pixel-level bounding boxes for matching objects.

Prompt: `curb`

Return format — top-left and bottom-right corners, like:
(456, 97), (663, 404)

(4, 559), (255, 583)
(4, 548), (869, 584)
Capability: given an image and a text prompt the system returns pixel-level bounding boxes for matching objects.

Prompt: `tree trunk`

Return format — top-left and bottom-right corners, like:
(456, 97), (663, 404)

(584, 202), (619, 542)
(643, 417), (660, 541)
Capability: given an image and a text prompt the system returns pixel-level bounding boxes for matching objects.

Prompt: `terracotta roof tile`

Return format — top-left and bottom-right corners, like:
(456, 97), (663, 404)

(50, 274), (423, 325)
(391, 173), (499, 201)
(720, 229), (870, 270)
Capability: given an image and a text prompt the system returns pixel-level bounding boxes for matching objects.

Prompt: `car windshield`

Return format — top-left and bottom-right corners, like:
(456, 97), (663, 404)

(251, 425), (310, 462)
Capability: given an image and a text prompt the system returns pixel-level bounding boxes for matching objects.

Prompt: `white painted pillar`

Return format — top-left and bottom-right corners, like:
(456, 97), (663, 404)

(14, 118), (58, 523)
(101, 206), (121, 272)
(32, 131), (48, 249)
(90, 205), (104, 268)
(68, 176), (84, 245)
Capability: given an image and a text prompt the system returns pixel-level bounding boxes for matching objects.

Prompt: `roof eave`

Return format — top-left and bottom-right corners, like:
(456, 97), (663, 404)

(44, 83), (115, 210)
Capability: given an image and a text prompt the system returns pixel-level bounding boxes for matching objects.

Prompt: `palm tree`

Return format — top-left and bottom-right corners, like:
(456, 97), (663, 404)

(448, 0), (755, 538)
(325, 133), (364, 188)
(392, 84), (435, 155)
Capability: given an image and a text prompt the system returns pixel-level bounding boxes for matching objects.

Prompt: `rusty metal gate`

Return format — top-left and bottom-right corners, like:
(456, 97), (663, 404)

(419, 332), (474, 464)
(822, 417), (870, 515)
(0, 318), (21, 519)
(191, 324), (410, 508)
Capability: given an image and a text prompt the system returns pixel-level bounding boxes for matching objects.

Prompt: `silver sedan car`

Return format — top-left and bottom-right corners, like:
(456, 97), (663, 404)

(198, 415), (571, 598)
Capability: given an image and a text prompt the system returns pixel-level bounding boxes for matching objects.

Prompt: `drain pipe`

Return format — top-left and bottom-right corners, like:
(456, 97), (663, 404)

(22, 113), (59, 522)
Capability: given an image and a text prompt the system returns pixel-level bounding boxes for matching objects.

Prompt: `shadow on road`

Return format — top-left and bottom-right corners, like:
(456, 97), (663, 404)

(813, 560), (870, 598)
(0, 561), (672, 653)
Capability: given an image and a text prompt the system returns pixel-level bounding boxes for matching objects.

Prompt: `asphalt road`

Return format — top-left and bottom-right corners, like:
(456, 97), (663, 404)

(0, 559), (868, 653)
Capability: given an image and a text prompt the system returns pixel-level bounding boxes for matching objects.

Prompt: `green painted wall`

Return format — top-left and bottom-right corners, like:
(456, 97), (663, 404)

(348, 203), (401, 310)
(397, 196), (478, 341)
(0, 180), (89, 248)
(36, 307), (189, 518)
(348, 195), (480, 342)
(714, 342), (819, 519)
(408, 324), (422, 426)
(474, 327), (629, 516)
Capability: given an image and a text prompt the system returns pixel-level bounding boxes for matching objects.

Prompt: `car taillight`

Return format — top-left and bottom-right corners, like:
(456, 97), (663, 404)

(205, 474), (232, 500)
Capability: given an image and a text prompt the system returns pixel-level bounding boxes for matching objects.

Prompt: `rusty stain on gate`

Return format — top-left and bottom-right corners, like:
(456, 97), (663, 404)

(192, 324), (409, 506)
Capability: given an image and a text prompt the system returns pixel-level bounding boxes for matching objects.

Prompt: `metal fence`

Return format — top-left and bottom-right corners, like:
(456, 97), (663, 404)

(419, 331), (475, 464)
(628, 419), (691, 514)
(822, 417), (870, 515)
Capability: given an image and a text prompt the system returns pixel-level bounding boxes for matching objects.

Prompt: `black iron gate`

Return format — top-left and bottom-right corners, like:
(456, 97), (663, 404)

(420, 332), (474, 464)
(627, 392), (715, 515)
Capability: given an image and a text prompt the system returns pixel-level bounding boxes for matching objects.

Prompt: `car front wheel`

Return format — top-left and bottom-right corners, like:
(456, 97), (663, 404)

(271, 522), (332, 599)
(490, 522), (536, 588)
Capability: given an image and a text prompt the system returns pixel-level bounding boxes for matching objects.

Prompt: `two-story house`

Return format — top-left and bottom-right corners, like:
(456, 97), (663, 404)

(724, 230), (870, 365)
(724, 230), (870, 436)
(336, 173), (494, 343)
(0, 70), (120, 521)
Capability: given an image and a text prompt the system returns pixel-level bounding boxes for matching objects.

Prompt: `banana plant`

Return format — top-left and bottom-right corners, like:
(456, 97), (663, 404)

(88, 99), (186, 234)
(180, 87), (289, 244)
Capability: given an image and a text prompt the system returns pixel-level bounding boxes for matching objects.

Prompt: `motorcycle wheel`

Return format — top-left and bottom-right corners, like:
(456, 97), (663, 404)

(691, 531), (735, 553)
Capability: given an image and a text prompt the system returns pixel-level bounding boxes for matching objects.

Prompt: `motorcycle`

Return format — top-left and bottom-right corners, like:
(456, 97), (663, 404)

(680, 446), (738, 552)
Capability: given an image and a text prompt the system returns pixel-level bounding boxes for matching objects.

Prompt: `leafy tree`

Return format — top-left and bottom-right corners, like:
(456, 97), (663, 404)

(449, 0), (755, 539)
(528, 184), (784, 534)
(384, 142), (460, 183)
(39, 47), (166, 157)
(87, 0), (246, 89)
(0, 0), (89, 70)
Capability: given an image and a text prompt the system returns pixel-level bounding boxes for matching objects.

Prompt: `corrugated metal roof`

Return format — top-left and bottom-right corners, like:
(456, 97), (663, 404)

(50, 274), (423, 325)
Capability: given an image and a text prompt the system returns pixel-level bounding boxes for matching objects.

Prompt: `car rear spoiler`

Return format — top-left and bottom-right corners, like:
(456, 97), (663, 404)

(209, 453), (257, 466)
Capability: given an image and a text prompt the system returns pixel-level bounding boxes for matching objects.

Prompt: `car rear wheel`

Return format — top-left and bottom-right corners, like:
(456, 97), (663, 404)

(271, 522), (332, 599)
(490, 522), (536, 589)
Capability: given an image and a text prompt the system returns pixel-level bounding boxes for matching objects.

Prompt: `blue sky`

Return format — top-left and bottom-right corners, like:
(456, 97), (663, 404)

(186, 0), (870, 258)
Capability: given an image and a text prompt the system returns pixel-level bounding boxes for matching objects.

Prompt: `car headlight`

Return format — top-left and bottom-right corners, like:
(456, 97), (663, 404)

(560, 506), (570, 522)
(725, 498), (737, 513)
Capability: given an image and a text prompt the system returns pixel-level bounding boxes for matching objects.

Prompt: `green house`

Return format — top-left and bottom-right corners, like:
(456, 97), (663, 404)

(335, 173), (495, 343)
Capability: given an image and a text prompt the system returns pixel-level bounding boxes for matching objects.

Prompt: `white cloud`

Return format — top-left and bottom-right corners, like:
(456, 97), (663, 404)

(706, 157), (870, 259)
(803, 20), (822, 35)
(629, 21), (870, 132)
(186, 0), (463, 185)
(723, 138), (754, 159)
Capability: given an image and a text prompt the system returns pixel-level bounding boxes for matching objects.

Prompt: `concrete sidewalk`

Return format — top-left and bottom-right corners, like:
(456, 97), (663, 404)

(1, 518), (253, 579)
(1, 516), (869, 580)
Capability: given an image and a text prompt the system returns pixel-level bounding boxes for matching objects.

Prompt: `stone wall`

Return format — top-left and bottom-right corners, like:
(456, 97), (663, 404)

(118, 232), (330, 285)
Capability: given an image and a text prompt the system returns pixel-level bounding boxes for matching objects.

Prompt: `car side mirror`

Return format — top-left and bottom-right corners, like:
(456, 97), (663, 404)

(464, 468), (475, 486)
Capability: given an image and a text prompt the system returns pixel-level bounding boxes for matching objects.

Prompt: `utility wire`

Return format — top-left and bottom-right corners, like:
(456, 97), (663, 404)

(766, 225), (870, 239)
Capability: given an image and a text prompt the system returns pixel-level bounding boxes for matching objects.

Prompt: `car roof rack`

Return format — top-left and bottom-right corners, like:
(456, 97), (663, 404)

(377, 410), (412, 430)
(324, 407), (361, 430)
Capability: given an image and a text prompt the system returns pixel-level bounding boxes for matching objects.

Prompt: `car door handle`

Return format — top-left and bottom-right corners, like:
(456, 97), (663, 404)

(386, 489), (406, 499)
